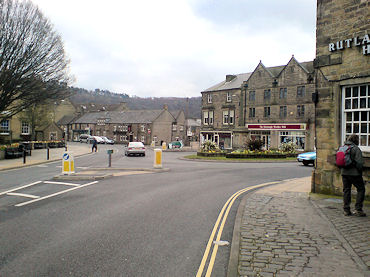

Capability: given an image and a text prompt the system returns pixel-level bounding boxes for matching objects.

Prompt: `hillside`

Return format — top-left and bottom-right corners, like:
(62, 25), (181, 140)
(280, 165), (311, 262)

(69, 87), (201, 118)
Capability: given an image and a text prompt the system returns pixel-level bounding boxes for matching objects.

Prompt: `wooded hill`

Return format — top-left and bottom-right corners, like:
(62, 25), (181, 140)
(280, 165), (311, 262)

(69, 87), (201, 119)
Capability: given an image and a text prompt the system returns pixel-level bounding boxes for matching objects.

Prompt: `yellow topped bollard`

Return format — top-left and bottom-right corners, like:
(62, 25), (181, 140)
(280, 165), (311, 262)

(153, 148), (162, 169)
(151, 141), (155, 147)
(62, 152), (75, 175)
(162, 142), (167, 150)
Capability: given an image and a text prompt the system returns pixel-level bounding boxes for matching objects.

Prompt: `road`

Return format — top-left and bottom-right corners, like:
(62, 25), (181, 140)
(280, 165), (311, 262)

(0, 144), (313, 276)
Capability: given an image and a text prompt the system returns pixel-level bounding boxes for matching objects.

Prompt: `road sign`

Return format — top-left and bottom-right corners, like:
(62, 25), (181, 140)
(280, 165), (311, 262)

(62, 152), (75, 175)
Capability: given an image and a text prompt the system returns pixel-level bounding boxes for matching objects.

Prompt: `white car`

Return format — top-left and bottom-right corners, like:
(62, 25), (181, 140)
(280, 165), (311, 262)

(124, 142), (146, 156)
(89, 136), (105, 144)
(100, 136), (114, 144)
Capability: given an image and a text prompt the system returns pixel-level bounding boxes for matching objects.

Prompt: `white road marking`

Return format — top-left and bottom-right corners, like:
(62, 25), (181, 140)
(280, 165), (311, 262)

(0, 181), (42, 196)
(36, 165), (48, 168)
(44, 181), (80, 187)
(7, 192), (40, 199)
(15, 181), (98, 207)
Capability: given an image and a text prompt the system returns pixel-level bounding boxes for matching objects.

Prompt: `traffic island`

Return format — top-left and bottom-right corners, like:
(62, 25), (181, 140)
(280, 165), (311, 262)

(53, 167), (170, 181)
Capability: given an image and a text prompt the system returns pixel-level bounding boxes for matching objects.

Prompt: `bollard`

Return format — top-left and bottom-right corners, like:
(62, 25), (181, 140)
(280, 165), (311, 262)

(23, 149), (26, 164)
(62, 152), (75, 175)
(162, 142), (167, 150)
(47, 147), (50, 160)
(107, 149), (113, 167)
(153, 148), (162, 169)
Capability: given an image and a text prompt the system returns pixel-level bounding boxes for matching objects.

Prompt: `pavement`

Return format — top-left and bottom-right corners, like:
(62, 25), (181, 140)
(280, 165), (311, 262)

(1, 145), (369, 276)
(229, 177), (370, 277)
(0, 142), (93, 171)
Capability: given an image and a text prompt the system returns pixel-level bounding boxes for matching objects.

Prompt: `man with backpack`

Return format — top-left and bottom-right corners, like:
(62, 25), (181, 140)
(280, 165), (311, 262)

(338, 134), (366, 217)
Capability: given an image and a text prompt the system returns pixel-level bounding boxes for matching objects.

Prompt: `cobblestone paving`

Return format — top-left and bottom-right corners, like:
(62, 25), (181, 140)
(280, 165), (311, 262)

(238, 191), (367, 277)
(312, 198), (370, 270)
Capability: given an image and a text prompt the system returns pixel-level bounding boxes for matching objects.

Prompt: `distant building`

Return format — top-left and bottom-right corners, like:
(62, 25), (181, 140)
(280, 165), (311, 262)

(70, 106), (186, 145)
(200, 57), (315, 151)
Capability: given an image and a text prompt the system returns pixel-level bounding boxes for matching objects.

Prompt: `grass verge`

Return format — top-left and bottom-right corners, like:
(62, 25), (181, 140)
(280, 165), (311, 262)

(183, 154), (297, 162)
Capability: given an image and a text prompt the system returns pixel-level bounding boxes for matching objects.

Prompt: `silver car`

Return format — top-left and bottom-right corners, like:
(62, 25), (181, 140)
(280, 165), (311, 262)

(124, 142), (146, 156)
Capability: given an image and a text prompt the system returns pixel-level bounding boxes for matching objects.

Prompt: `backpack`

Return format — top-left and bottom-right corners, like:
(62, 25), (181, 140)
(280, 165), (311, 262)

(336, 145), (353, 168)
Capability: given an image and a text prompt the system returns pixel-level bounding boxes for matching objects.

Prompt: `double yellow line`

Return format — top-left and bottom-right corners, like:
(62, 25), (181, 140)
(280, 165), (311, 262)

(196, 181), (279, 277)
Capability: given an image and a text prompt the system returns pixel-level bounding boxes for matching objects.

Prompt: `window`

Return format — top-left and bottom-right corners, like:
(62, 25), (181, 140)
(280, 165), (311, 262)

(280, 106), (287, 118)
(123, 125), (128, 131)
(249, 91), (255, 102)
(280, 131), (305, 149)
(226, 92), (232, 102)
(209, 111), (214, 125)
(229, 110), (234, 125)
(249, 108), (255, 118)
(279, 88), (287, 99)
(223, 111), (229, 125)
(203, 111), (213, 125)
(207, 93), (212, 103)
(222, 110), (234, 125)
(172, 124), (177, 131)
(21, 122), (30, 135)
(264, 107), (271, 118)
(297, 105), (305, 117)
(0, 120), (10, 134)
(342, 84), (370, 150)
(264, 89), (271, 100)
(203, 111), (209, 125)
(179, 125), (184, 131)
(141, 125), (145, 132)
(113, 125), (117, 131)
(297, 86), (305, 97)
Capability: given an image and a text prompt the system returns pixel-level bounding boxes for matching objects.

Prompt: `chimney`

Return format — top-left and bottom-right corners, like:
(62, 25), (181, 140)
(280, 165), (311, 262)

(163, 104), (168, 110)
(226, 75), (236, 82)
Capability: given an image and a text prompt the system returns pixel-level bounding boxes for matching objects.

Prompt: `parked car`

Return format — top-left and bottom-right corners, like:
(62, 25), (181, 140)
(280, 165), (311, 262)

(89, 136), (105, 144)
(124, 142), (146, 156)
(168, 141), (183, 149)
(79, 134), (92, 143)
(100, 136), (114, 144)
(297, 151), (316, 166)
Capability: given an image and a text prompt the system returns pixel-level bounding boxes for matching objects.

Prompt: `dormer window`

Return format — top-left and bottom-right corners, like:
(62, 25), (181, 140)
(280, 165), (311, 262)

(207, 93), (212, 103)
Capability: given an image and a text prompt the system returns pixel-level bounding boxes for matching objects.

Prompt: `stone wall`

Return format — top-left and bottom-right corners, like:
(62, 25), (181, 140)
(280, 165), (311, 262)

(314, 0), (370, 198)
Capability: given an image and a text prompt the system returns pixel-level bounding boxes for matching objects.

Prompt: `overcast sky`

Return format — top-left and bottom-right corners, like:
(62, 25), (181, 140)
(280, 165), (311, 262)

(32, 0), (316, 98)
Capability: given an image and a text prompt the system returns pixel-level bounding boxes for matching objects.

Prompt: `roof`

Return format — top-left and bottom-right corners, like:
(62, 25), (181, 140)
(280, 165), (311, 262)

(73, 110), (164, 124)
(202, 59), (314, 93)
(57, 115), (76, 125)
(203, 73), (252, 92)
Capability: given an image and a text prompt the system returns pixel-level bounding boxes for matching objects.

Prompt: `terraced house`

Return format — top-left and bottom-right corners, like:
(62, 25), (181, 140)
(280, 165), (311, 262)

(201, 57), (315, 151)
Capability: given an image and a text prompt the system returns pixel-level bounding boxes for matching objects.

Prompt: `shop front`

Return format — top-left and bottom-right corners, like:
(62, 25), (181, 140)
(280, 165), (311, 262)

(247, 124), (310, 151)
(200, 131), (233, 150)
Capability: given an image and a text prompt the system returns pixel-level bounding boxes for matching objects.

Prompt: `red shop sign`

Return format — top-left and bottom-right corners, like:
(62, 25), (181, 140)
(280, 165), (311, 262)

(247, 124), (306, 130)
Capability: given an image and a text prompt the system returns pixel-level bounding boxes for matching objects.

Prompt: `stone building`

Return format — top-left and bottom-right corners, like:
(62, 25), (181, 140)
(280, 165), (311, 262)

(313, 0), (369, 197)
(201, 57), (315, 151)
(70, 106), (184, 145)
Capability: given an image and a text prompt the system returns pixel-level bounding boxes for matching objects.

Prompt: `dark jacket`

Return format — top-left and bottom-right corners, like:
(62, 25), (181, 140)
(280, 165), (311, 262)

(341, 141), (363, 176)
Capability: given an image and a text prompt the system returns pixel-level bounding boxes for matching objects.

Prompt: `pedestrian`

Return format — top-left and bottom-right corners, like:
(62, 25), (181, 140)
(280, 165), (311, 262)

(340, 134), (366, 217)
(92, 138), (98, 152)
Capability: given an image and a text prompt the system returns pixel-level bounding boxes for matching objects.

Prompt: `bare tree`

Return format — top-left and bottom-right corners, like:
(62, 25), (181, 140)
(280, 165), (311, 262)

(0, 0), (72, 118)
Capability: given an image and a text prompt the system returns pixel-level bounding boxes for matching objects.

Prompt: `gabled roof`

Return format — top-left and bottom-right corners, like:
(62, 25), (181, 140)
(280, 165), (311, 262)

(73, 110), (165, 124)
(170, 110), (184, 119)
(57, 115), (77, 125)
(202, 73), (252, 92)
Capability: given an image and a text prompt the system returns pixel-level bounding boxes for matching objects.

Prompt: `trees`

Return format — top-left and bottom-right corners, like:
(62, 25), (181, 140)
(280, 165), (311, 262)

(0, 0), (72, 118)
